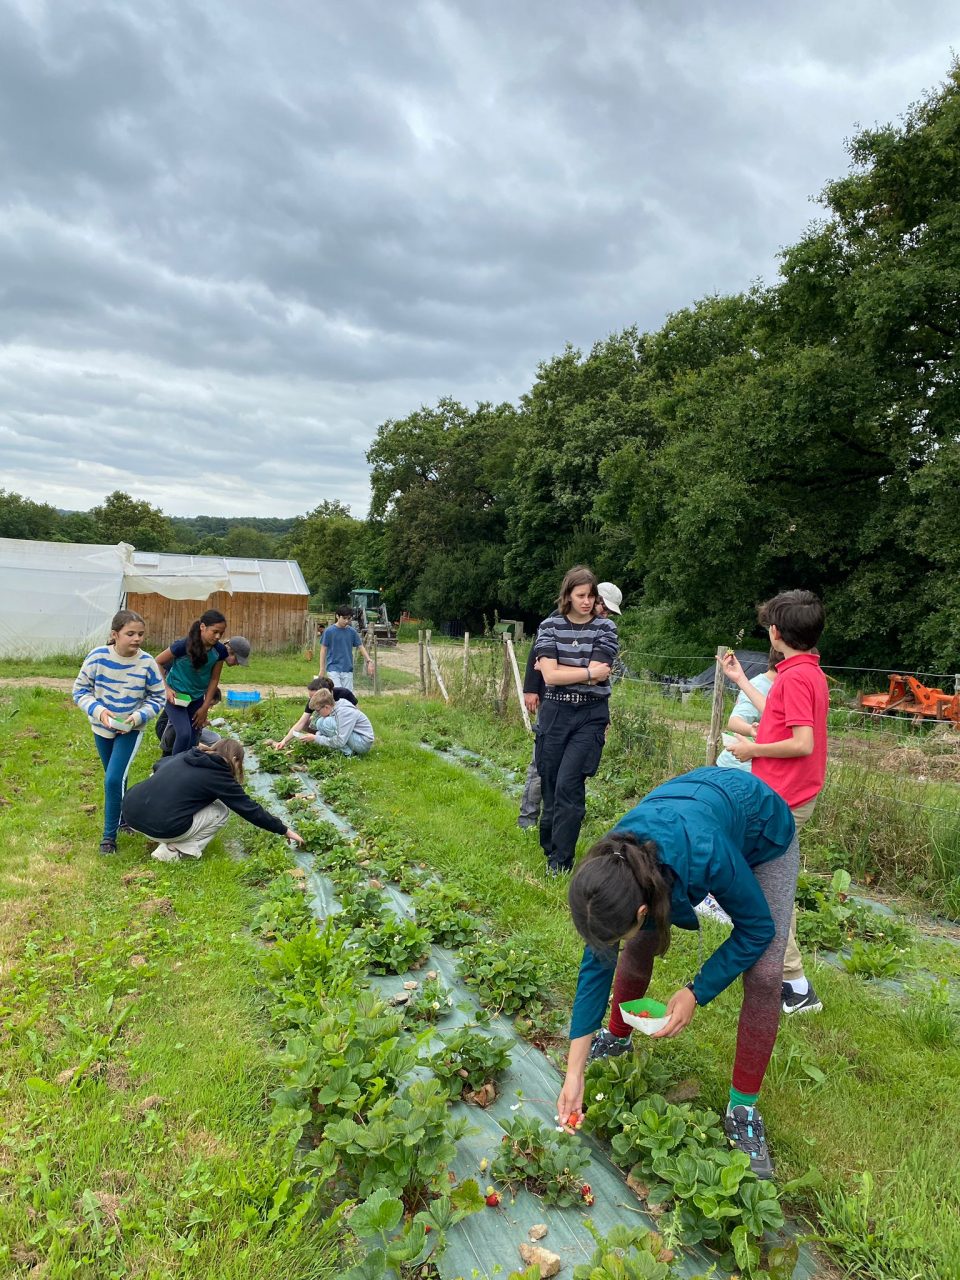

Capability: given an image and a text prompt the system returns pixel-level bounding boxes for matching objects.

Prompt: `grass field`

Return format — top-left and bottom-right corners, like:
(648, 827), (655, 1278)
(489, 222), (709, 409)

(3, 682), (960, 1279)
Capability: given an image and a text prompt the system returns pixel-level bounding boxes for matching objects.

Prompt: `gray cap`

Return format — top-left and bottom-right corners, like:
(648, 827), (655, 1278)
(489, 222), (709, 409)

(226, 635), (252, 665)
(597, 583), (623, 614)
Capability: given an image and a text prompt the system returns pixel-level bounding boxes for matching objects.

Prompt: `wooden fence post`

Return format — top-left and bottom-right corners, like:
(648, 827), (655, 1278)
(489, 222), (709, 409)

(498, 633), (511, 714)
(705, 645), (727, 766)
(424, 629), (433, 695)
(505, 634), (531, 732)
(418, 629), (426, 695)
(426, 640), (450, 703)
(463, 631), (470, 680)
(372, 636), (380, 696)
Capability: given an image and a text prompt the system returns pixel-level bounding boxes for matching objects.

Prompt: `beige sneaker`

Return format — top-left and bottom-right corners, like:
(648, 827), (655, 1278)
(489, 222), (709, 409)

(151, 844), (180, 863)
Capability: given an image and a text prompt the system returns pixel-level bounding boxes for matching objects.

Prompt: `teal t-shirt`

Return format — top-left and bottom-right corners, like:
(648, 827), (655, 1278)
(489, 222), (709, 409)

(716, 672), (774, 771)
(166, 637), (228, 700)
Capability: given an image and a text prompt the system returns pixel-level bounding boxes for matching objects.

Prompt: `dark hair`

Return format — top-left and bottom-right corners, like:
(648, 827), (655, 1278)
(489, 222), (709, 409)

(308, 676), (334, 693)
(185, 609), (227, 668)
(757, 591), (824, 651)
(767, 645), (783, 669)
(110, 609), (144, 635)
(335, 604), (353, 619)
(568, 833), (673, 959)
(201, 737), (244, 783)
(556, 565), (598, 618)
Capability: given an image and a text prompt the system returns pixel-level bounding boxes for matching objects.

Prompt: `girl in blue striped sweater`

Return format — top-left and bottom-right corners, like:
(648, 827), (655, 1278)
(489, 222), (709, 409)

(73, 610), (166, 854)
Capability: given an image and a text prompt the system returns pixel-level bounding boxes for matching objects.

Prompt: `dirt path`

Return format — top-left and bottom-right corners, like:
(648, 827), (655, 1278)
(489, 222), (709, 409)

(0, 677), (412, 699)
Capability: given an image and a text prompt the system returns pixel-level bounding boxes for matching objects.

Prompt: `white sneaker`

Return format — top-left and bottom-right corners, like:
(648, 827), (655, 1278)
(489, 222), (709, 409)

(694, 894), (732, 926)
(151, 844), (181, 863)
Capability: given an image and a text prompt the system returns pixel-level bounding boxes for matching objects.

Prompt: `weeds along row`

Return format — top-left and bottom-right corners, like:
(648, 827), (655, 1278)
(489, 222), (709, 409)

(230, 710), (807, 1280)
(422, 642), (960, 918)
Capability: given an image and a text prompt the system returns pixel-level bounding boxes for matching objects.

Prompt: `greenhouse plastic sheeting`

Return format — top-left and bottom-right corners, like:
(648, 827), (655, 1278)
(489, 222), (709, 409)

(244, 754), (818, 1280)
(0, 538), (125, 658)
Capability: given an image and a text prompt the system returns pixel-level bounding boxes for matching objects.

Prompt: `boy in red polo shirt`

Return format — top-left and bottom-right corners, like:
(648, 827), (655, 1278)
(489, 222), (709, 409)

(722, 590), (829, 1016)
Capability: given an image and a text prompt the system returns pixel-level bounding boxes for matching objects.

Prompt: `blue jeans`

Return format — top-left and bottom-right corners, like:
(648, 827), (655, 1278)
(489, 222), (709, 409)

(166, 700), (204, 755)
(94, 731), (144, 841)
(314, 715), (371, 756)
(327, 669), (354, 692)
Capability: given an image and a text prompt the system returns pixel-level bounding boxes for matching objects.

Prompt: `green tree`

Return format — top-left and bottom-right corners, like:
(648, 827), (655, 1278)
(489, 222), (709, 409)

(282, 501), (365, 608)
(90, 491), (174, 552)
(0, 490), (63, 540)
(223, 525), (277, 558)
(367, 398), (521, 627)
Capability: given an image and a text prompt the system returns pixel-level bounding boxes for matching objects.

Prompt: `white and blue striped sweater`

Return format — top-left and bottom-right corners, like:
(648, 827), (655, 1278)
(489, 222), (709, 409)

(73, 647), (166, 738)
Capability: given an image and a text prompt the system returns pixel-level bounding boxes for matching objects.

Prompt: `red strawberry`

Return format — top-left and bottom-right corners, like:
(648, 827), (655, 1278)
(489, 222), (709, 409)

(639, 1010), (650, 1018)
(485, 1191), (501, 1207)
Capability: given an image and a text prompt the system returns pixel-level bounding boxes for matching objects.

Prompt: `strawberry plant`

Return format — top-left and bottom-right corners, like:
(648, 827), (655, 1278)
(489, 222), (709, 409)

(582, 1052), (672, 1142)
(457, 940), (549, 1015)
(491, 1113), (591, 1207)
(256, 745), (291, 773)
(355, 915), (432, 974)
(427, 1026), (513, 1098)
(253, 873), (315, 940)
(403, 973), (454, 1026)
(572, 1220), (680, 1279)
(307, 1078), (469, 1206)
(260, 917), (362, 1026)
(297, 817), (353, 857)
(339, 1182), (484, 1280)
(239, 829), (294, 885)
(841, 939), (907, 979)
(337, 884), (389, 931)
(270, 990), (414, 1146)
(272, 775), (302, 800)
(411, 884), (480, 948)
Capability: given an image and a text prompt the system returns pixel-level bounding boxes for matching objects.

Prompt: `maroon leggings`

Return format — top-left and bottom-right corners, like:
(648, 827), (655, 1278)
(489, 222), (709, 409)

(607, 836), (799, 1095)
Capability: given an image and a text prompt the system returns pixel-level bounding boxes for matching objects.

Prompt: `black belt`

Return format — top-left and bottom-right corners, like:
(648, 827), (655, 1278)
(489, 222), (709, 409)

(543, 690), (602, 705)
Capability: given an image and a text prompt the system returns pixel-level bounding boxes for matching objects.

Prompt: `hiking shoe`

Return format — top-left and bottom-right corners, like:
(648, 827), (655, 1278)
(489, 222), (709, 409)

(587, 1028), (632, 1063)
(99, 839), (117, 855)
(151, 844), (181, 863)
(781, 982), (823, 1016)
(725, 1105), (774, 1180)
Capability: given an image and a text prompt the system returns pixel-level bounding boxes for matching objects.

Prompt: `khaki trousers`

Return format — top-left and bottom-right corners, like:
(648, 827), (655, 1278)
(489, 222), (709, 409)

(782, 796), (818, 982)
(158, 799), (231, 860)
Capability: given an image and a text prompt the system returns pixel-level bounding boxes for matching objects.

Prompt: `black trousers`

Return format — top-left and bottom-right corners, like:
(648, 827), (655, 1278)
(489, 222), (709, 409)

(534, 697), (609, 871)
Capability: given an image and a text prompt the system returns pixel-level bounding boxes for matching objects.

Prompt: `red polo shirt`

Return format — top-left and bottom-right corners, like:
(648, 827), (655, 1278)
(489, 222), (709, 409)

(752, 652), (828, 809)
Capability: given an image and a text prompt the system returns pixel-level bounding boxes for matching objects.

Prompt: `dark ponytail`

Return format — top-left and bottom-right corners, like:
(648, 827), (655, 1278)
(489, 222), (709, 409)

(185, 609), (226, 669)
(568, 833), (673, 959)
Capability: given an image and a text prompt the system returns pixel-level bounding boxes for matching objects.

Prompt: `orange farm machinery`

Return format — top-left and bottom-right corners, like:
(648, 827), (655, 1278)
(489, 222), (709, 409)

(859, 675), (960, 727)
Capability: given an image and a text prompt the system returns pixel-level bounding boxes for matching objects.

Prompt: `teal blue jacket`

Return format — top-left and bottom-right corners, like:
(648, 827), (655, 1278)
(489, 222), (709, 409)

(569, 768), (795, 1039)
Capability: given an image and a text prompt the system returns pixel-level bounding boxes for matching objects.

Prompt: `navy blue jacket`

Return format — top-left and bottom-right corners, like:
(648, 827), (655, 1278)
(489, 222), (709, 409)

(569, 767), (795, 1039)
(122, 748), (287, 841)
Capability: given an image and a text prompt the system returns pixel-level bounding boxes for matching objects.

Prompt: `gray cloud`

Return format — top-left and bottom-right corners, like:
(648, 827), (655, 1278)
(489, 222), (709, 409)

(0, 0), (957, 517)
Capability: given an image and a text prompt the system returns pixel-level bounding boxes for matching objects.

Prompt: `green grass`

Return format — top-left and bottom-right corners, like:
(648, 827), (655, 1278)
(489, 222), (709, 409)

(0, 687), (340, 1279)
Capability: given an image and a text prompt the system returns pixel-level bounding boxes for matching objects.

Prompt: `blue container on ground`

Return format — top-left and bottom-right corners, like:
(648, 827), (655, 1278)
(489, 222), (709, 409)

(226, 689), (261, 704)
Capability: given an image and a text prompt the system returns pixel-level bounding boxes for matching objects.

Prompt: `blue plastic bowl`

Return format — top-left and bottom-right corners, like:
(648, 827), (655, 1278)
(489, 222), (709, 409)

(226, 689), (261, 704)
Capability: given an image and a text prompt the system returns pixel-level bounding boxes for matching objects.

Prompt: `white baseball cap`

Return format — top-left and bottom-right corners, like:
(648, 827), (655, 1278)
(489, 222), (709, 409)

(597, 582), (623, 614)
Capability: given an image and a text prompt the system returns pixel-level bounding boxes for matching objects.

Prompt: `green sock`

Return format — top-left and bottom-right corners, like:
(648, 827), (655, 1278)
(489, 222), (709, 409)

(728, 1087), (759, 1112)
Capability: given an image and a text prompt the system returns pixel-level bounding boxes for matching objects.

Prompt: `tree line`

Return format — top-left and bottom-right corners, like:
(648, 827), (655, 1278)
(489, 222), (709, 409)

(3, 67), (958, 669)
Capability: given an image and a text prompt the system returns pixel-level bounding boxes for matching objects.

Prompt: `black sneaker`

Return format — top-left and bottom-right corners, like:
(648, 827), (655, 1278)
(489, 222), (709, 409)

(99, 839), (117, 855)
(586, 1028), (632, 1063)
(118, 822), (136, 835)
(724, 1105), (774, 1180)
(781, 982), (823, 1016)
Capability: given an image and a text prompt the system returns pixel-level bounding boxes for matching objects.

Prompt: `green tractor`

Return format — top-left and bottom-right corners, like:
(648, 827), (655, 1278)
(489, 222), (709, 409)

(349, 588), (398, 646)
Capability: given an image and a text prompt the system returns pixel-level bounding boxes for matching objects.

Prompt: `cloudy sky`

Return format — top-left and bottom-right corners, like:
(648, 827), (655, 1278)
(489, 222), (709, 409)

(1, 1), (957, 519)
